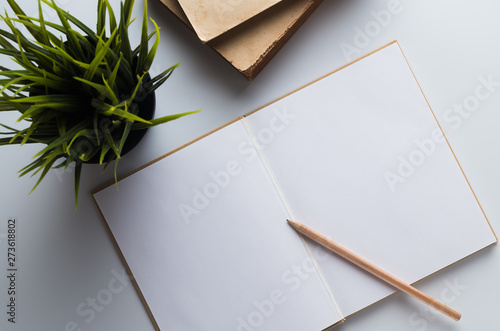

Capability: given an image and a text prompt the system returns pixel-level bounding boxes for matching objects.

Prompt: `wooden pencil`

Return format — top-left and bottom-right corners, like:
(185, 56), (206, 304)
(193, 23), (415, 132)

(287, 219), (462, 321)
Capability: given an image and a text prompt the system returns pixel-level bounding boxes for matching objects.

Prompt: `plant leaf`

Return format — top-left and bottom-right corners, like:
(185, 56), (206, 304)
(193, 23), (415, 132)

(97, 0), (107, 37)
(74, 77), (111, 100)
(11, 72), (70, 92)
(66, 129), (93, 154)
(136, 0), (149, 75)
(122, 0), (136, 25)
(101, 122), (120, 157)
(10, 94), (82, 105)
(142, 18), (160, 73)
(50, 0), (85, 59)
(37, 0), (50, 45)
(105, 0), (117, 37)
(132, 110), (201, 130)
(33, 120), (90, 158)
(99, 141), (112, 164)
(118, 3), (133, 66)
(102, 76), (119, 105)
(84, 29), (117, 82)
(6, 0), (46, 44)
(74, 162), (82, 210)
(126, 73), (146, 108)
(40, 0), (98, 44)
(107, 57), (121, 94)
(24, 153), (60, 194)
(0, 48), (37, 62)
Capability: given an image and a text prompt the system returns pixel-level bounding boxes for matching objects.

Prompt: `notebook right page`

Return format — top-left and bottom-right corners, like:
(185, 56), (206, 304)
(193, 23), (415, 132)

(243, 42), (497, 317)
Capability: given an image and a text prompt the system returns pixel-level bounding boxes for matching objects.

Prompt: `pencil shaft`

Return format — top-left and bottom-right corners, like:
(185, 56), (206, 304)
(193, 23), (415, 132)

(287, 220), (461, 321)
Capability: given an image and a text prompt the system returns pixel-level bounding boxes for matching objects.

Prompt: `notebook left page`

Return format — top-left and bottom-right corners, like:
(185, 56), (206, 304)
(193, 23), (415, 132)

(93, 120), (343, 330)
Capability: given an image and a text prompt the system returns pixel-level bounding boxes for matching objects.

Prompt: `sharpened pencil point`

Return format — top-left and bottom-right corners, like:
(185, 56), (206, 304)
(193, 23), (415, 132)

(287, 219), (299, 229)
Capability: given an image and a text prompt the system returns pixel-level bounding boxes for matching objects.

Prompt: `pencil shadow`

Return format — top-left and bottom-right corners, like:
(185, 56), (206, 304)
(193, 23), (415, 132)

(334, 292), (460, 331)
(304, 237), (497, 330)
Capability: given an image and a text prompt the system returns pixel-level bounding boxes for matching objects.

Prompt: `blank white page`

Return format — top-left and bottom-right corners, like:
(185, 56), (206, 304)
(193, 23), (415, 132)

(243, 42), (497, 317)
(94, 120), (343, 330)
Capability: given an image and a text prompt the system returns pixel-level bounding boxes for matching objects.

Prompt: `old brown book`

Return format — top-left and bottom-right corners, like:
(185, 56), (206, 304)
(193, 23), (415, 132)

(157, 0), (323, 80)
(176, 0), (285, 43)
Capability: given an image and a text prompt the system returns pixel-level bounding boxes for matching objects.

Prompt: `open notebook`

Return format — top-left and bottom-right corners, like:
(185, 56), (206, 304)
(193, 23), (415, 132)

(93, 41), (497, 330)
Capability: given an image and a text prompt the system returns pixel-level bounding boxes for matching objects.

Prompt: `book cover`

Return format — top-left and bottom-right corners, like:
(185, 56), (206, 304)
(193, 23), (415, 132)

(176, 0), (284, 43)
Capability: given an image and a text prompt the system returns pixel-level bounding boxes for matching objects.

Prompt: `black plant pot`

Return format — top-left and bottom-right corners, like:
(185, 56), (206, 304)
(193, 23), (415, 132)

(29, 86), (156, 165)
(31, 37), (157, 165)
(119, 87), (156, 157)
(84, 83), (156, 164)
(70, 37), (157, 164)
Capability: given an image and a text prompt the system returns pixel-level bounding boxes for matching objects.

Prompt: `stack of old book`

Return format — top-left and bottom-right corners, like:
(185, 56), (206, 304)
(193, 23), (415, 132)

(158, 0), (323, 80)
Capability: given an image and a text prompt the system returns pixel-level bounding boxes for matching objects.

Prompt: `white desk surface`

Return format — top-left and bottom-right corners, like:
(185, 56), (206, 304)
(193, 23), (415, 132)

(1, 0), (499, 330)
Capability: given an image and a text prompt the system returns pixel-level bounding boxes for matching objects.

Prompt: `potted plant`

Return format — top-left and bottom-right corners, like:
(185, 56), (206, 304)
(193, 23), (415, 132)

(0, 0), (199, 206)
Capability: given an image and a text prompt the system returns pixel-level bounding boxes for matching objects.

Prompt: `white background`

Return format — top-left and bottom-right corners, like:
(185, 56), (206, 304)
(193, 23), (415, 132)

(0, 0), (499, 330)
